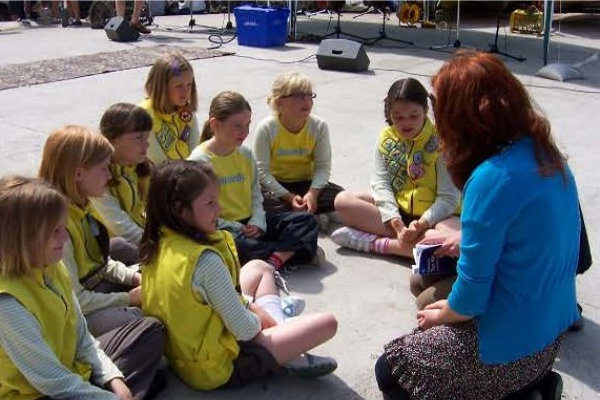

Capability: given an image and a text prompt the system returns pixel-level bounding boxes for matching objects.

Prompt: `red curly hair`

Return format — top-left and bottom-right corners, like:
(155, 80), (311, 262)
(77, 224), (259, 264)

(431, 51), (565, 190)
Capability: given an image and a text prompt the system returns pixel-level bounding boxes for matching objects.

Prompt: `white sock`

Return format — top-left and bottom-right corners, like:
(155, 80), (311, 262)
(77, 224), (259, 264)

(255, 294), (285, 325)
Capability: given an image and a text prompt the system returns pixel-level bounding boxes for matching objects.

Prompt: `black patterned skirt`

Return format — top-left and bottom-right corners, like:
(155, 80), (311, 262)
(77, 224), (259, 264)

(384, 321), (561, 400)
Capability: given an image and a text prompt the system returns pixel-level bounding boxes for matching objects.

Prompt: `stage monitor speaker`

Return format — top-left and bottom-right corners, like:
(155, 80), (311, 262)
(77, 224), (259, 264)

(105, 16), (140, 42)
(316, 39), (370, 72)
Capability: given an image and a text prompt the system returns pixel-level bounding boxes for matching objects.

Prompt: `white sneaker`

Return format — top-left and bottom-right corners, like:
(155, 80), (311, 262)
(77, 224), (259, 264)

(285, 353), (337, 378)
(281, 296), (305, 318)
(331, 227), (376, 253)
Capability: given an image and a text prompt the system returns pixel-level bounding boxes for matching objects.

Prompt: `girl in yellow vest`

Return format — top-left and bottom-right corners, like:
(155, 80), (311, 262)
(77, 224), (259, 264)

(93, 103), (153, 253)
(254, 72), (344, 228)
(141, 160), (338, 390)
(0, 176), (165, 400)
(38, 126), (147, 338)
(140, 51), (200, 164)
(332, 78), (461, 260)
(189, 91), (319, 274)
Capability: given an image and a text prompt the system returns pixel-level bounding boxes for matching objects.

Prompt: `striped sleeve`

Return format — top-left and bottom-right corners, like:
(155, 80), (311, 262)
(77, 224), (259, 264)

(191, 251), (261, 341)
(0, 294), (119, 400)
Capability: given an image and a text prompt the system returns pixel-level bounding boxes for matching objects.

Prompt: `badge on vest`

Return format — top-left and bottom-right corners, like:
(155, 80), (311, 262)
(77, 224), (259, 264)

(180, 125), (191, 142)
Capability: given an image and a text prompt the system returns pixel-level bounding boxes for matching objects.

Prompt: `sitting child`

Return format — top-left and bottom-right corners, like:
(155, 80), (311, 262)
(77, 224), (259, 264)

(140, 160), (338, 390)
(38, 125), (145, 338)
(188, 91), (319, 274)
(140, 51), (200, 163)
(93, 102), (153, 251)
(254, 72), (343, 229)
(0, 176), (164, 400)
(332, 78), (460, 258)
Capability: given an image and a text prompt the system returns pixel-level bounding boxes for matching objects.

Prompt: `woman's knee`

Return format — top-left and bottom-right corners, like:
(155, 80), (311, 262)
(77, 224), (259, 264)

(409, 274), (425, 297)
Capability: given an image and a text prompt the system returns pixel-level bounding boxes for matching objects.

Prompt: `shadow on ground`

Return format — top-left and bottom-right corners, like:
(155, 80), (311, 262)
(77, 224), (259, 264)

(155, 368), (367, 400)
(555, 315), (600, 393)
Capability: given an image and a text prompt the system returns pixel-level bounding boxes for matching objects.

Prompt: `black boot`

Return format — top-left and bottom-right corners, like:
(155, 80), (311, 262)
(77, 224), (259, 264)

(568, 303), (584, 332)
(538, 371), (563, 400)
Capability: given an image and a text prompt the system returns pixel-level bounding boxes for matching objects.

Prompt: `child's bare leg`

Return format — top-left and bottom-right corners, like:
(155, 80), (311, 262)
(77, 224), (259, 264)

(240, 260), (278, 299)
(334, 191), (395, 237)
(240, 260), (286, 323)
(384, 239), (414, 258)
(253, 312), (337, 364)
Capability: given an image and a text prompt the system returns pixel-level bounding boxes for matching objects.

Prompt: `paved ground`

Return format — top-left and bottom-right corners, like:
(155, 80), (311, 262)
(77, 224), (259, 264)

(1, 6), (599, 400)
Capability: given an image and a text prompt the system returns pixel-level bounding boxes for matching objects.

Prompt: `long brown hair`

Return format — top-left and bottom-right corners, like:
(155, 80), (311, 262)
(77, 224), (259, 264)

(0, 176), (67, 277)
(432, 51), (565, 189)
(140, 160), (219, 265)
(144, 52), (198, 114)
(38, 125), (113, 205)
(200, 91), (252, 143)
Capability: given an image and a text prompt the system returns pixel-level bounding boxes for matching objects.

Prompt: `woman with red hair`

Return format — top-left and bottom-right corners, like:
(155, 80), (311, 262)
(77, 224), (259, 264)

(375, 51), (580, 399)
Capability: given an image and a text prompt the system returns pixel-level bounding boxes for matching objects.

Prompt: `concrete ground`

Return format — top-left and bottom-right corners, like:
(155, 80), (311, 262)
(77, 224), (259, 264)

(1, 5), (599, 400)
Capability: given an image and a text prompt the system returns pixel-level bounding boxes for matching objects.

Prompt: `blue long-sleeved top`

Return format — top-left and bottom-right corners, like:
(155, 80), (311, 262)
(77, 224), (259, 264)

(448, 136), (580, 364)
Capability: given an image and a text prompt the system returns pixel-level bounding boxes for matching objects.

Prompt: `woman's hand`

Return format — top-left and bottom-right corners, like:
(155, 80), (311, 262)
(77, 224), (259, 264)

(417, 299), (447, 330)
(249, 303), (277, 330)
(419, 231), (461, 258)
(242, 224), (263, 239)
(417, 299), (471, 330)
(107, 378), (132, 400)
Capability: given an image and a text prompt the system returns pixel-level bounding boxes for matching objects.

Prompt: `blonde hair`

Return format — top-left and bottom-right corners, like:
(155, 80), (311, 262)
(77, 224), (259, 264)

(200, 91), (251, 142)
(144, 52), (198, 114)
(0, 176), (67, 278)
(38, 125), (113, 206)
(266, 72), (313, 114)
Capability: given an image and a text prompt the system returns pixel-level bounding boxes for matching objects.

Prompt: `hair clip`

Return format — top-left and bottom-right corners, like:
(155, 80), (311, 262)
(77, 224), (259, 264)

(170, 60), (181, 77)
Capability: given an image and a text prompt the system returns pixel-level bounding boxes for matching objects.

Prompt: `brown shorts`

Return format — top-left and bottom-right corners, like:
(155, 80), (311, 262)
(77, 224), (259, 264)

(225, 341), (283, 387)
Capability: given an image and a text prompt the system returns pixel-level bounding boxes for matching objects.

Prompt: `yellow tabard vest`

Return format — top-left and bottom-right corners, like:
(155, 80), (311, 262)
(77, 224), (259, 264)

(108, 163), (148, 228)
(377, 119), (440, 216)
(0, 262), (92, 400)
(140, 98), (194, 160)
(66, 202), (109, 284)
(270, 120), (316, 182)
(141, 228), (242, 390)
(200, 143), (253, 222)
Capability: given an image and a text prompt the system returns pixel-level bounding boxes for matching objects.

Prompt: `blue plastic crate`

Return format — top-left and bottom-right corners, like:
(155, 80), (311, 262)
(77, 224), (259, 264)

(234, 5), (289, 48)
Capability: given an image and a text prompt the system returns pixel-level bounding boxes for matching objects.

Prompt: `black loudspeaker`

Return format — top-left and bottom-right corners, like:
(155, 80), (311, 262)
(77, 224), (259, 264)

(316, 39), (370, 72)
(104, 16), (140, 42)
